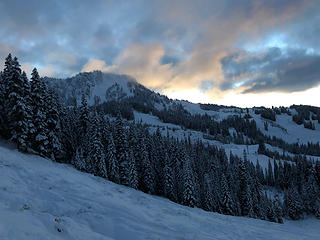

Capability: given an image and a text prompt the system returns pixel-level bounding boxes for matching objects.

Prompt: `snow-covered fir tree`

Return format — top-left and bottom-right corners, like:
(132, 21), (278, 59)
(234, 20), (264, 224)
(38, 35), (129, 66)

(113, 113), (128, 185)
(127, 149), (138, 189)
(88, 112), (107, 177)
(106, 132), (120, 183)
(182, 154), (196, 208)
(284, 186), (304, 220)
(238, 159), (251, 216)
(4, 56), (32, 152)
(140, 137), (155, 194)
(220, 173), (235, 215)
(46, 89), (62, 160)
(163, 152), (176, 202)
(73, 147), (87, 171)
(30, 68), (49, 156)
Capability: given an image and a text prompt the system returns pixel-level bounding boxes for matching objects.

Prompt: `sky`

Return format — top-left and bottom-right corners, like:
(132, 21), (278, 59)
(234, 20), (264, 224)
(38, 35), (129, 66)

(0, 0), (319, 107)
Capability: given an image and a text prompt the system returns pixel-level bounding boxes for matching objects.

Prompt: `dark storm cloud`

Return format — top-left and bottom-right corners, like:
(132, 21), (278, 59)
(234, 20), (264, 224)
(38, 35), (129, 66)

(0, 0), (134, 74)
(280, 3), (320, 51)
(221, 47), (282, 79)
(221, 47), (320, 93)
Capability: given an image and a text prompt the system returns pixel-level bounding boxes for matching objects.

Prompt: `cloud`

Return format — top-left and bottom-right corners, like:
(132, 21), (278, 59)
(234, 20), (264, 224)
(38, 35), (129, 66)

(0, 0), (319, 105)
(92, 43), (175, 90)
(21, 62), (33, 75)
(221, 47), (320, 93)
(200, 80), (215, 92)
(82, 59), (109, 72)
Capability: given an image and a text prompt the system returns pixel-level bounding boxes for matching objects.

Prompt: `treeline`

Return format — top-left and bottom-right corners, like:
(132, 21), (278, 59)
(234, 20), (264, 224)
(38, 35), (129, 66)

(155, 107), (320, 157)
(1, 54), (320, 223)
(93, 93), (320, 158)
(262, 156), (320, 220)
(290, 105), (320, 129)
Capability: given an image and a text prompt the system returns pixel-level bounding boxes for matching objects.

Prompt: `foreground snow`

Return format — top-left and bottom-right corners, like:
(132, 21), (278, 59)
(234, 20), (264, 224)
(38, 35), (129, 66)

(0, 144), (319, 240)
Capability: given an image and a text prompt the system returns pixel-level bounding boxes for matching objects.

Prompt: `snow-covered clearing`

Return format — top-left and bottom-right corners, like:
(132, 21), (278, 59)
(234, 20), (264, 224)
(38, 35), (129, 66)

(174, 103), (320, 144)
(133, 111), (305, 169)
(0, 143), (319, 240)
(250, 110), (320, 144)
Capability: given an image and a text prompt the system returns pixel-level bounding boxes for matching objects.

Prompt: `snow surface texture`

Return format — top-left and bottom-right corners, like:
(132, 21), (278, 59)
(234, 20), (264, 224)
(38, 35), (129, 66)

(1, 143), (319, 240)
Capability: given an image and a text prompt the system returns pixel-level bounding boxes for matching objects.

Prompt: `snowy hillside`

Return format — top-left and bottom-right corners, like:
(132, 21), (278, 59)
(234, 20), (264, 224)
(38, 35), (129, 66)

(43, 71), (137, 105)
(2, 60), (320, 240)
(180, 103), (320, 144)
(133, 111), (320, 169)
(41, 70), (320, 172)
(43, 71), (320, 145)
(1, 143), (319, 240)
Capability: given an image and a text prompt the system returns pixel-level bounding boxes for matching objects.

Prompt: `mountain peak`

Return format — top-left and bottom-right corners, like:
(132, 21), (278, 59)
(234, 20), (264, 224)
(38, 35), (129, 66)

(44, 71), (139, 105)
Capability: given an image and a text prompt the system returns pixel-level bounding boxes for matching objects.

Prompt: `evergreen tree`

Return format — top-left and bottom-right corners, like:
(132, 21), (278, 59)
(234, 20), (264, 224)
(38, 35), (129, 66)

(273, 194), (284, 223)
(30, 68), (48, 156)
(220, 173), (235, 215)
(284, 187), (303, 220)
(73, 147), (86, 171)
(163, 152), (177, 201)
(0, 71), (5, 137)
(127, 150), (138, 189)
(113, 113), (128, 184)
(140, 137), (155, 194)
(238, 159), (251, 216)
(60, 106), (80, 162)
(265, 196), (277, 222)
(21, 71), (34, 149)
(89, 113), (107, 177)
(202, 173), (215, 212)
(258, 141), (266, 155)
(250, 177), (262, 218)
(267, 160), (274, 186)
(255, 160), (265, 185)
(79, 93), (89, 141)
(106, 133), (120, 183)
(303, 167), (319, 214)
(5, 57), (31, 152)
(183, 155), (196, 207)
(46, 89), (62, 160)
(0, 54), (13, 139)
(151, 128), (165, 196)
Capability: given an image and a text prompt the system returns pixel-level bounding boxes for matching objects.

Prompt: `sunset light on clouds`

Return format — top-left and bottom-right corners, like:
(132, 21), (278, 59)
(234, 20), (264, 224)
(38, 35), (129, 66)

(0, 0), (319, 107)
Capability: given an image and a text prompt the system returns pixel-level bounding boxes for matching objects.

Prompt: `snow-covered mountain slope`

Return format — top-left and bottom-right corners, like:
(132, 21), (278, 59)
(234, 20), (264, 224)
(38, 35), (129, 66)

(250, 109), (320, 144)
(133, 111), (320, 169)
(44, 71), (320, 145)
(43, 71), (137, 105)
(1, 143), (320, 240)
(180, 104), (320, 144)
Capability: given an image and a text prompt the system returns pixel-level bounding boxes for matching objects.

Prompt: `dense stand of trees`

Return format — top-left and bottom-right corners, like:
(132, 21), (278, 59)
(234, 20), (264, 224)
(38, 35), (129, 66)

(1, 54), (320, 223)
(0, 54), (61, 158)
(93, 94), (320, 157)
(291, 105), (320, 126)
